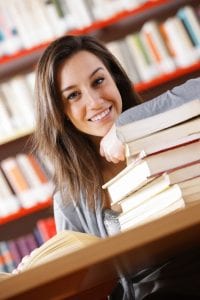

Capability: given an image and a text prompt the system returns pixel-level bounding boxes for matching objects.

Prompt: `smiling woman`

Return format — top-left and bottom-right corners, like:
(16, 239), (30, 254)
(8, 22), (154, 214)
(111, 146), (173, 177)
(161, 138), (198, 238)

(58, 51), (122, 137)
(31, 35), (200, 300)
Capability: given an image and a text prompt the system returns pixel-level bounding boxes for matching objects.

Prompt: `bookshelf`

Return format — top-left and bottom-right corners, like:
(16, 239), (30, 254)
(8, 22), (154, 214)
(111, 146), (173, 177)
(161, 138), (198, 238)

(0, 0), (200, 272)
(1, 202), (200, 300)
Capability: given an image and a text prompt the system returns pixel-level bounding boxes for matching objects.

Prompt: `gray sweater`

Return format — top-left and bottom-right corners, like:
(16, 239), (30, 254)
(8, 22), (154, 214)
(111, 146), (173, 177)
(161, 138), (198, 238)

(53, 78), (200, 300)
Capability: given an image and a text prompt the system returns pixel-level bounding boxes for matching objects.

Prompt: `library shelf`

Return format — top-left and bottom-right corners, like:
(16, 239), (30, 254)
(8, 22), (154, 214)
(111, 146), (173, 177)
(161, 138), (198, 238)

(0, 129), (34, 146)
(0, 198), (52, 226)
(135, 61), (200, 93)
(0, 0), (186, 80)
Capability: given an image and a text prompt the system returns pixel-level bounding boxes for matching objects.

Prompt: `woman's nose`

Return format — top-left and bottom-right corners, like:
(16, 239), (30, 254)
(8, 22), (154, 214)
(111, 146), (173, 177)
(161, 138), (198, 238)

(85, 90), (103, 107)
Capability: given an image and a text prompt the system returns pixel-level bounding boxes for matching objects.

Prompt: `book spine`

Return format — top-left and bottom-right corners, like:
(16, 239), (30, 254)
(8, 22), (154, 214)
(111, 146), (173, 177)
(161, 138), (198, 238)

(15, 236), (31, 260)
(1, 157), (37, 208)
(36, 217), (56, 242)
(6, 240), (22, 267)
(0, 241), (16, 272)
(141, 20), (176, 73)
(177, 6), (200, 48)
(24, 233), (38, 253)
(161, 17), (198, 67)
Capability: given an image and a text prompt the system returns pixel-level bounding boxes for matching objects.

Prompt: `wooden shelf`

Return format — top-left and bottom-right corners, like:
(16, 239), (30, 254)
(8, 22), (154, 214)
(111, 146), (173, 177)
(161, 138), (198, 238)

(0, 199), (52, 226)
(135, 61), (200, 93)
(0, 129), (34, 146)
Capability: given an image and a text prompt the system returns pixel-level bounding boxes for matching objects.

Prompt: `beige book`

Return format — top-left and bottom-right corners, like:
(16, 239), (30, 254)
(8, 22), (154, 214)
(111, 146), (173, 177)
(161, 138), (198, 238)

(119, 173), (171, 213)
(117, 99), (200, 143)
(118, 184), (183, 225)
(126, 117), (200, 157)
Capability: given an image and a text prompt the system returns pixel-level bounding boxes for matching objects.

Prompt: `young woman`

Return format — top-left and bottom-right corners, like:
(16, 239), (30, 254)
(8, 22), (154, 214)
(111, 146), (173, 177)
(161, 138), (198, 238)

(33, 35), (200, 299)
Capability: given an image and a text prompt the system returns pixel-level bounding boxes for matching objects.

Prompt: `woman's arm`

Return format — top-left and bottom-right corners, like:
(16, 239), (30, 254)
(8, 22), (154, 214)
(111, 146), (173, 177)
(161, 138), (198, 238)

(100, 77), (200, 163)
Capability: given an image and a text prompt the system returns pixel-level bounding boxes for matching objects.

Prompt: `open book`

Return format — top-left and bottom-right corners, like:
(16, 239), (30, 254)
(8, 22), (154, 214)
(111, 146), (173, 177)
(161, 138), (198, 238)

(0, 231), (100, 281)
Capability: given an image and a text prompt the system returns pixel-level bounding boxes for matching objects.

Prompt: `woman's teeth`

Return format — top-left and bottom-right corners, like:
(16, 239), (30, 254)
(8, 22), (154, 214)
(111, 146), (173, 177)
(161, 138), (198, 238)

(90, 108), (110, 122)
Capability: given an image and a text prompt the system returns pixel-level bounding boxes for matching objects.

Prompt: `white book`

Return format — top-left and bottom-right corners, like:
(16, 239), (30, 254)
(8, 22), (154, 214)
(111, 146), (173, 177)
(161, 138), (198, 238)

(102, 160), (151, 204)
(8, 0), (36, 48)
(0, 82), (27, 130)
(65, 0), (92, 28)
(120, 173), (171, 213)
(119, 184), (182, 225)
(125, 33), (157, 82)
(9, 76), (35, 129)
(41, 1), (68, 37)
(117, 98), (200, 143)
(120, 197), (185, 231)
(0, 2), (23, 55)
(15, 154), (43, 188)
(0, 95), (14, 138)
(126, 117), (200, 156)
(168, 162), (200, 184)
(129, 141), (200, 177)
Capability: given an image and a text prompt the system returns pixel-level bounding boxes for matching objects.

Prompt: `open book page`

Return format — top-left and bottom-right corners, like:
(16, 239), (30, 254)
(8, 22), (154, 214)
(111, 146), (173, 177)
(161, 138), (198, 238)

(0, 231), (101, 279)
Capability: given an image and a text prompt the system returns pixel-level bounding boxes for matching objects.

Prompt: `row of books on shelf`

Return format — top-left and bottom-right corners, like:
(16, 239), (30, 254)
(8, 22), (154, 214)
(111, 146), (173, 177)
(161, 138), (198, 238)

(0, 72), (35, 143)
(103, 97), (200, 232)
(0, 217), (56, 273)
(0, 152), (54, 218)
(0, 0), (153, 57)
(107, 5), (200, 84)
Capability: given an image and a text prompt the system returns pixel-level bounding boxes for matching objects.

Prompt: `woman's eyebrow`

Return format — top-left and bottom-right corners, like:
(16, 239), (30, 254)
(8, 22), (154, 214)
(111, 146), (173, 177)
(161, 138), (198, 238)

(61, 67), (104, 94)
(89, 67), (104, 78)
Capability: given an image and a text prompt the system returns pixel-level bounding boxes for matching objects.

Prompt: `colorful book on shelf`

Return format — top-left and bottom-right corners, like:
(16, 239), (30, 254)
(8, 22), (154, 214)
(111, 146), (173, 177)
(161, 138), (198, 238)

(0, 169), (20, 217)
(0, 230), (100, 280)
(36, 217), (56, 242)
(15, 236), (31, 260)
(140, 20), (175, 73)
(177, 5), (200, 48)
(161, 16), (198, 67)
(0, 157), (37, 208)
(0, 241), (16, 273)
(6, 240), (22, 268)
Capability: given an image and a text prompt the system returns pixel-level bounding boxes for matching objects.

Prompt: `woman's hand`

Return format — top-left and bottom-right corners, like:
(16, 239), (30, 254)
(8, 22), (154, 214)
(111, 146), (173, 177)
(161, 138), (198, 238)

(100, 124), (125, 163)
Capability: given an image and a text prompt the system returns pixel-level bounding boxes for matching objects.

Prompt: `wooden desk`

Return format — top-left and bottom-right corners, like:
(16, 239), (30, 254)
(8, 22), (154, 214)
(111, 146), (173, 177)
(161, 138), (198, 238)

(1, 203), (200, 300)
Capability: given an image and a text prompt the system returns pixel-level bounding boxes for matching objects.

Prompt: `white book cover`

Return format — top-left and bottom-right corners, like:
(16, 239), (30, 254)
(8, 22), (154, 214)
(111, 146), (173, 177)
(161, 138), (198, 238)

(119, 184), (182, 224)
(117, 98), (200, 142)
(120, 173), (171, 212)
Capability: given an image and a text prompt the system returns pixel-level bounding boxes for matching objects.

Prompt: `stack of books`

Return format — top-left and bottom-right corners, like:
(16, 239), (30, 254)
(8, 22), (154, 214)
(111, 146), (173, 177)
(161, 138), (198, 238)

(103, 98), (200, 232)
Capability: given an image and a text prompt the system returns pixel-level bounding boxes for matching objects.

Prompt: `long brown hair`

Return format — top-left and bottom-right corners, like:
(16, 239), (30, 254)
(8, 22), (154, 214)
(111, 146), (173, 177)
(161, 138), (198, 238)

(34, 35), (141, 207)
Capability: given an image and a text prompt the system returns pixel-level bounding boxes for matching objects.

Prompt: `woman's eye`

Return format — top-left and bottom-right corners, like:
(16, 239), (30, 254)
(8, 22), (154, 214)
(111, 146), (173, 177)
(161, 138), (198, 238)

(67, 91), (80, 100)
(93, 77), (104, 86)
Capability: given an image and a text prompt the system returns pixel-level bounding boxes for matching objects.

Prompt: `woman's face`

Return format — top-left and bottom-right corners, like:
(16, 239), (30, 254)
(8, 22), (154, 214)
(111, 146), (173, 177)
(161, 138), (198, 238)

(57, 50), (122, 137)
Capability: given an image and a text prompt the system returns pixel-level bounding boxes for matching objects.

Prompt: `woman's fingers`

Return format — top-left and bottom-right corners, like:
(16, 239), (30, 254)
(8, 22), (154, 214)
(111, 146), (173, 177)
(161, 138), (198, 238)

(100, 124), (125, 163)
